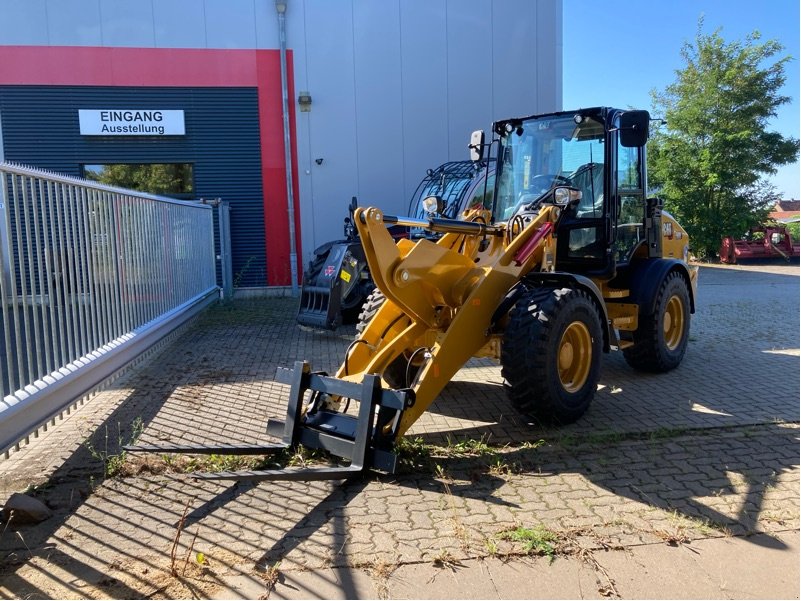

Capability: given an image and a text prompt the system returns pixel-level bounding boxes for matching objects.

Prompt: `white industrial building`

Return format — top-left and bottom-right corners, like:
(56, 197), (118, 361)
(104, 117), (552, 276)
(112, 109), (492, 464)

(0, 0), (562, 288)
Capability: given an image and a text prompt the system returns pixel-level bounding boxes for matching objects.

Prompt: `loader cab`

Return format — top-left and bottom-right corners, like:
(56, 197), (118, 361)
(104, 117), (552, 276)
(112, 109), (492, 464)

(490, 107), (650, 278)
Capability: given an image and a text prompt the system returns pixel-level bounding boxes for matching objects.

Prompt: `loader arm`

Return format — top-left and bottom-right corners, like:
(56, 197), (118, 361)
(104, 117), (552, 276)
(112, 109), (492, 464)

(345, 205), (560, 436)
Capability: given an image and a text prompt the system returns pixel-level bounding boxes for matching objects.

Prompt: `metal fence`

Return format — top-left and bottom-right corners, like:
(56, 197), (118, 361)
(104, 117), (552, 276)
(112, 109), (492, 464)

(0, 162), (219, 455)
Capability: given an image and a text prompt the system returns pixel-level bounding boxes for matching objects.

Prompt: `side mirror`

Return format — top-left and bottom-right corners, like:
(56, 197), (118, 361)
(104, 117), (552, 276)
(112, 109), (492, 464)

(469, 130), (485, 162)
(619, 110), (650, 147)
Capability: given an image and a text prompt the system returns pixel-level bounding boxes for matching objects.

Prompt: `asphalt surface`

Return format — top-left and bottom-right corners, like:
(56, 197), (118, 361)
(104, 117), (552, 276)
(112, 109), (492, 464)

(0, 260), (798, 599)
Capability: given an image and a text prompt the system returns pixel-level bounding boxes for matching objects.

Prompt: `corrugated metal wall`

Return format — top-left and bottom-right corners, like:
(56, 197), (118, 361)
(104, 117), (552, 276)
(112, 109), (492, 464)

(0, 86), (266, 287)
(291, 0), (563, 257)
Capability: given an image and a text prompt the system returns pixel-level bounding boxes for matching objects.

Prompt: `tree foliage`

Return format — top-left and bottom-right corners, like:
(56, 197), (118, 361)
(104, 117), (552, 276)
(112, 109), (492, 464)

(648, 21), (799, 257)
(85, 163), (194, 196)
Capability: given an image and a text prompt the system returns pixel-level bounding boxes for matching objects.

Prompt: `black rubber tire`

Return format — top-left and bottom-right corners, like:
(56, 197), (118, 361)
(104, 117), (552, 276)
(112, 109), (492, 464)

(355, 290), (411, 388)
(340, 277), (372, 324)
(501, 287), (603, 424)
(623, 271), (690, 373)
(356, 288), (386, 336)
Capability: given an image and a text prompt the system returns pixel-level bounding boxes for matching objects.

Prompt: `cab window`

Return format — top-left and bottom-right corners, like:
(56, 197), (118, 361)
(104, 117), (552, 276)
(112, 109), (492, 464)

(614, 144), (645, 261)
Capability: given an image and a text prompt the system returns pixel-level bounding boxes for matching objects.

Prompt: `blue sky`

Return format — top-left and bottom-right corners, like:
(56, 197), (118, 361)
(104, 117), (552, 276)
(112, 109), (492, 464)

(563, 0), (800, 199)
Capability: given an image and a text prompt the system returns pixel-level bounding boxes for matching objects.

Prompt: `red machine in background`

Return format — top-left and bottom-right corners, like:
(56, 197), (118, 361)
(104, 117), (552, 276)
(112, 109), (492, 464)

(720, 225), (800, 263)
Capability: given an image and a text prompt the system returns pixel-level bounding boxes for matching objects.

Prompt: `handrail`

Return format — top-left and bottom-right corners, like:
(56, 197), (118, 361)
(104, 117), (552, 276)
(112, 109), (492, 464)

(0, 162), (219, 456)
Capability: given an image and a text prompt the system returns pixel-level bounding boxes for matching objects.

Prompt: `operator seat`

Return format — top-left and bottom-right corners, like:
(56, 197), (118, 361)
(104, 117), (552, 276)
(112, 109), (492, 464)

(570, 163), (604, 218)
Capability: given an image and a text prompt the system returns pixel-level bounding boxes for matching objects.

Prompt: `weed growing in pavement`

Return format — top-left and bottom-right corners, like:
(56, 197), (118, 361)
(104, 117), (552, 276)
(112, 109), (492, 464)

(487, 456), (519, 476)
(284, 445), (329, 468)
(23, 480), (54, 496)
(367, 559), (396, 600)
(395, 436), (433, 472)
(520, 438), (546, 450)
(694, 518), (733, 537)
(433, 463), (449, 480)
(652, 524), (692, 546)
(442, 434), (496, 457)
(82, 417), (144, 478)
(648, 426), (690, 441)
(351, 559), (398, 600)
(185, 453), (261, 473)
(498, 525), (558, 559)
(586, 430), (625, 446)
(431, 548), (462, 570)
(170, 499), (192, 576)
(666, 510), (732, 538)
(123, 444), (333, 476)
(398, 434), (549, 479)
(257, 560), (282, 599)
(556, 433), (579, 448)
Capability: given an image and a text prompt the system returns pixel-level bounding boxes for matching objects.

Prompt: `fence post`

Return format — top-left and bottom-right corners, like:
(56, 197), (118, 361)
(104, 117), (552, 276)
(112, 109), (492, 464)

(0, 172), (13, 397)
(0, 172), (11, 292)
(218, 200), (233, 300)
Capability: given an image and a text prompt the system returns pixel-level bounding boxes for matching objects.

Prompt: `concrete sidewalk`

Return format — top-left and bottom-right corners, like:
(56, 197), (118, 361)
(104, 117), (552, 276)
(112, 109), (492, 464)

(216, 531), (800, 599)
(0, 261), (798, 599)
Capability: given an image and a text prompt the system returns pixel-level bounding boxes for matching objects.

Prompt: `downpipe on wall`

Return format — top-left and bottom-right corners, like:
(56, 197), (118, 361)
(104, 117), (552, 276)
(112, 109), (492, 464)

(276, 0), (300, 295)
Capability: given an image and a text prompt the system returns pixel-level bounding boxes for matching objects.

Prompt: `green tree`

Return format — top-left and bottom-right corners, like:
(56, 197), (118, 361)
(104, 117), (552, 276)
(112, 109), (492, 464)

(648, 21), (799, 258)
(85, 163), (193, 196)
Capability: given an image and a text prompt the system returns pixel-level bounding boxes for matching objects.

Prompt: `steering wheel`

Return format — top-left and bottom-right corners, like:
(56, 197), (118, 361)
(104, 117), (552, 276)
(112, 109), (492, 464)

(512, 174), (573, 215)
(527, 174), (571, 195)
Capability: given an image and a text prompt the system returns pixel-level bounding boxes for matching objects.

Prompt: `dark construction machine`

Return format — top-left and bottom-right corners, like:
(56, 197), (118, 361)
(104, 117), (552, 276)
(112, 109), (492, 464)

(296, 197), (374, 329)
(128, 107), (698, 482)
(296, 161), (493, 329)
(719, 225), (800, 263)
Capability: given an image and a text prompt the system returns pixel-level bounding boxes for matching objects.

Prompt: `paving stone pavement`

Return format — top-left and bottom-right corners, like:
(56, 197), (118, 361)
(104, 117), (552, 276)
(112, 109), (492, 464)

(0, 261), (798, 599)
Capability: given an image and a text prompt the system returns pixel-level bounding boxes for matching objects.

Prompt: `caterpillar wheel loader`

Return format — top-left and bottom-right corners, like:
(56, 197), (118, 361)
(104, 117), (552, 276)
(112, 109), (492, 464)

(128, 107), (698, 482)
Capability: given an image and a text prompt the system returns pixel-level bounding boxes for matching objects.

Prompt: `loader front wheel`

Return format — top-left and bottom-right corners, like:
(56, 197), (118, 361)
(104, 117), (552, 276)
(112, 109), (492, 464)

(355, 290), (417, 388)
(501, 287), (602, 424)
(622, 271), (690, 373)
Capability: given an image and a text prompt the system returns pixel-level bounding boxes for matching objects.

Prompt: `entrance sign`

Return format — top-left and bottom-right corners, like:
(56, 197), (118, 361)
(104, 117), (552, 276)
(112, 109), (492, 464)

(78, 109), (185, 136)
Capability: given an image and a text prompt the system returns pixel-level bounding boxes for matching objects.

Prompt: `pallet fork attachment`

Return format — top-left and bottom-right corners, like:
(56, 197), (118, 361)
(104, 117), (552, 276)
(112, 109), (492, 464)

(124, 361), (413, 481)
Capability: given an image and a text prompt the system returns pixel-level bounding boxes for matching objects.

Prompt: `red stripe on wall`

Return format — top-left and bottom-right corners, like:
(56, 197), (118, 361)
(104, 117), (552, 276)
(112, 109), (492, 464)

(0, 45), (300, 286)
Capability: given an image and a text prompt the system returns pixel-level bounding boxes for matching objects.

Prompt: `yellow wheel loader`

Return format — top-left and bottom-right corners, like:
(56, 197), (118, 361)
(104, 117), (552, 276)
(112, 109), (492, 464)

(128, 107), (698, 481)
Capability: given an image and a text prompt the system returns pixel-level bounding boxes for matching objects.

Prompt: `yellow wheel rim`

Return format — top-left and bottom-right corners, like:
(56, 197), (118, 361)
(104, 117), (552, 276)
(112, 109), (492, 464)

(663, 295), (685, 351)
(558, 321), (592, 393)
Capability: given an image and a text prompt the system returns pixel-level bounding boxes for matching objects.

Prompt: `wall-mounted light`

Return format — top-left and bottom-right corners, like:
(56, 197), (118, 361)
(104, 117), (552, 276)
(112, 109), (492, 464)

(298, 92), (312, 112)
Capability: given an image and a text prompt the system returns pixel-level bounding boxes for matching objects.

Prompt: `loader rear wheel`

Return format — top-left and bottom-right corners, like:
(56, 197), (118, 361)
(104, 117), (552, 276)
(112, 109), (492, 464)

(355, 290), (416, 388)
(501, 287), (602, 424)
(623, 271), (690, 372)
(341, 279), (373, 323)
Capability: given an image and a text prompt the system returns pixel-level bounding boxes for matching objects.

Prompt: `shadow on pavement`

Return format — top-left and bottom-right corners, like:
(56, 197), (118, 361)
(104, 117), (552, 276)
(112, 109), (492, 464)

(0, 264), (797, 597)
